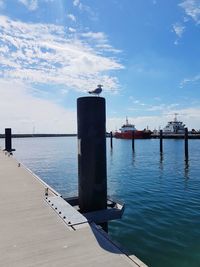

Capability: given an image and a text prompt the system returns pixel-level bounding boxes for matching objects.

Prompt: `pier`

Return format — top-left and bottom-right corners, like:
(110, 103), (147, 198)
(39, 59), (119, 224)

(151, 133), (200, 139)
(0, 150), (147, 267)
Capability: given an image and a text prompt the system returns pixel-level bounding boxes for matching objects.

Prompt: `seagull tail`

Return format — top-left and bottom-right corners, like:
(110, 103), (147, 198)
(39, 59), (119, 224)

(88, 91), (92, 94)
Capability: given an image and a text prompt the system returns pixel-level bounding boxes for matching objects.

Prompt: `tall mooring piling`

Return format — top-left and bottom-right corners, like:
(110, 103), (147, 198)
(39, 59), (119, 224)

(110, 131), (113, 149)
(4, 128), (15, 152)
(185, 127), (189, 159)
(77, 97), (107, 214)
(132, 131), (135, 151)
(160, 130), (163, 154)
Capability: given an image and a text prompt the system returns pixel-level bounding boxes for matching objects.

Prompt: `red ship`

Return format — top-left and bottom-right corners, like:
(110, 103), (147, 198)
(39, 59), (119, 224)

(114, 117), (151, 139)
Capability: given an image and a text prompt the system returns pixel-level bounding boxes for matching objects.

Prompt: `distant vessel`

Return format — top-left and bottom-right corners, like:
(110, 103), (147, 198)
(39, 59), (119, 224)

(114, 117), (151, 139)
(163, 113), (186, 134)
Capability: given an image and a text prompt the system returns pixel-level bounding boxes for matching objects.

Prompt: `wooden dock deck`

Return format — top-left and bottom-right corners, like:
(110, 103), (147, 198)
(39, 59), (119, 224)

(0, 150), (147, 267)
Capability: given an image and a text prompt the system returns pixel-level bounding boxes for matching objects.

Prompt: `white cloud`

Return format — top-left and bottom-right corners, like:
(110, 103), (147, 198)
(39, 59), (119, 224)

(180, 74), (200, 87)
(0, 80), (77, 133)
(0, 16), (123, 92)
(68, 27), (76, 33)
(81, 32), (122, 53)
(18, 0), (38, 11)
(179, 0), (200, 24)
(147, 103), (179, 112)
(72, 0), (95, 18)
(172, 23), (185, 38)
(95, 44), (122, 53)
(73, 0), (80, 7)
(128, 102), (179, 112)
(81, 31), (107, 41)
(67, 14), (76, 22)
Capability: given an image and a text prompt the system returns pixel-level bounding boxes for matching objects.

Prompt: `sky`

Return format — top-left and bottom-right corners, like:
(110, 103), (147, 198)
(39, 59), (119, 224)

(0, 0), (200, 133)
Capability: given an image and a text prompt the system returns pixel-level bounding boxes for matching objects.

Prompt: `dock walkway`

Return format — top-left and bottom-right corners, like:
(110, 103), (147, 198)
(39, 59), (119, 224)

(0, 150), (147, 267)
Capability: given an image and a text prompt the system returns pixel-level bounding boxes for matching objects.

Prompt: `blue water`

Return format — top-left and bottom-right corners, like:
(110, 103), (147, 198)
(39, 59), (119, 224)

(1, 137), (200, 267)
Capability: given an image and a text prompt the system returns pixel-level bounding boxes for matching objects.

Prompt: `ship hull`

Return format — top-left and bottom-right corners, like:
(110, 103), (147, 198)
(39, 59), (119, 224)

(114, 130), (151, 139)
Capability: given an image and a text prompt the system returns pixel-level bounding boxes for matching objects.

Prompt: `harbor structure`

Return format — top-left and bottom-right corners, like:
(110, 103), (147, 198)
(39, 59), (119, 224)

(0, 150), (147, 267)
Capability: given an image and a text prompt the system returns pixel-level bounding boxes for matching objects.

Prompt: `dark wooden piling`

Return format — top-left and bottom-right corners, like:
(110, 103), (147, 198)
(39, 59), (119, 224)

(77, 97), (107, 213)
(185, 127), (189, 159)
(4, 128), (15, 152)
(132, 131), (135, 151)
(160, 130), (163, 154)
(77, 96), (107, 232)
(110, 131), (113, 149)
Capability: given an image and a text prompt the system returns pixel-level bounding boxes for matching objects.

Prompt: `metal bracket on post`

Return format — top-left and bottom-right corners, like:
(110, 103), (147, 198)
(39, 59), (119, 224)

(65, 196), (125, 224)
(45, 196), (88, 230)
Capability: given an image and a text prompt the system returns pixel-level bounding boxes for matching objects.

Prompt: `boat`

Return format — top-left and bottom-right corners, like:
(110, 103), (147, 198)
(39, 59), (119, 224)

(163, 113), (185, 134)
(114, 117), (151, 139)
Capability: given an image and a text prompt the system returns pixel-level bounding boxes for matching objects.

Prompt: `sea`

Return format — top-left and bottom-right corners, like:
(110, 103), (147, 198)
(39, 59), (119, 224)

(1, 136), (200, 267)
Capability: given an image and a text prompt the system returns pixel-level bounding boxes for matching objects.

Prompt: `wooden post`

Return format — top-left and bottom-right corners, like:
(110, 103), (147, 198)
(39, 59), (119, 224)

(132, 131), (135, 151)
(160, 130), (163, 154)
(110, 131), (113, 149)
(185, 127), (189, 159)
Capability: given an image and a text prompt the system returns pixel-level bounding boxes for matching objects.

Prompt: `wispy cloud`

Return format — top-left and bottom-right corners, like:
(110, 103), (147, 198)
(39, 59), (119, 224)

(172, 23), (185, 38)
(72, 0), (96, 19)
(73, 0), (80, 7)
(179, 0), (200, 24)
(180, 74), (200, 87)
(81, 31), (107, 41)
(0, 15), (123, 92)
(18, 0), (38, 11)
(67, 14), (76, 22)
(128, 98), (179, 113)
(68, 27), (76, 33)
(80, 31), (122, 53)
(147, 103), (179, 112)
(172, 22), (185, 45)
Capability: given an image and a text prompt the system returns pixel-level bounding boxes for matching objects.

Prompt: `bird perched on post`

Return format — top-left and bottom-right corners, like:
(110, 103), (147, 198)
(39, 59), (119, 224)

(88, 84), (103, 96)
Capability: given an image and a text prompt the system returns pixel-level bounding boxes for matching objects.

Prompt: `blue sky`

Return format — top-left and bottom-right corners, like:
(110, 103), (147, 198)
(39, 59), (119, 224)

(0, 0), (200, 133)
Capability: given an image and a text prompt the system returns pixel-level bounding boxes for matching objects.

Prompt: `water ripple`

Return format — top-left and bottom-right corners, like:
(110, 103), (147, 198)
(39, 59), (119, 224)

(2, 137), (200, 267)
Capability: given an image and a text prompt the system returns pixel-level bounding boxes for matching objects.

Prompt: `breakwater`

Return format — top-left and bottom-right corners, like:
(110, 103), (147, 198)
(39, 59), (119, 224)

(0, 133), (77, 138)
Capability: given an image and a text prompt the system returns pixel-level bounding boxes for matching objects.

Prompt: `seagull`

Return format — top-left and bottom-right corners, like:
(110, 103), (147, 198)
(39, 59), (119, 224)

(88, 84), (103, 96)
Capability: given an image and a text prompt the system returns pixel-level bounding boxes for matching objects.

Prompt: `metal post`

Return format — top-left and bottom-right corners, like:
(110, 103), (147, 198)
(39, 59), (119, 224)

(132, 131), (135, 151)
(77, 97), (107, 214)
(185, 127), (189, 159)
(110, 131), (113, 149)
(160, 130), (163, 154)
(5, 128), (12, 152)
